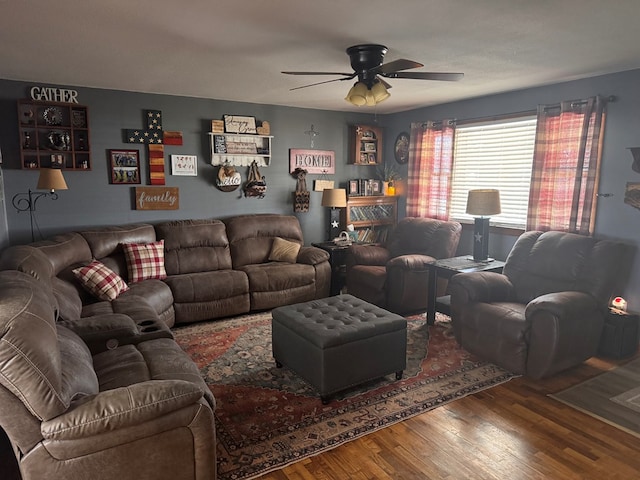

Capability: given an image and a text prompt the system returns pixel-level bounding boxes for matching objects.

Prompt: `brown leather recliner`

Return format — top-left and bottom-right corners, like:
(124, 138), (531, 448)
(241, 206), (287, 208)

(0, 270), (216, 480)
(346, 217), (462, 314)
(449, 230), (632, 379)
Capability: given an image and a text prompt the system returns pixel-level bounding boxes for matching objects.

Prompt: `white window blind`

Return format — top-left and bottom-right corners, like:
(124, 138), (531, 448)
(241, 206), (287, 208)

(450, 116), (537, 229)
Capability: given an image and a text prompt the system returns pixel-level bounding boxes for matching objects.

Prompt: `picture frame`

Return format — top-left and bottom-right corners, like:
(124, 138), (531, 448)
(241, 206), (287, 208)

(109, 149), (140, 184)
(170, 154), (198, 176)
(367, 153), (377, 163)
(363, 142), (376, 152)
(223, 115), (257, 134)
(348, 179), (360, 196)
(370, 179), (383, 195)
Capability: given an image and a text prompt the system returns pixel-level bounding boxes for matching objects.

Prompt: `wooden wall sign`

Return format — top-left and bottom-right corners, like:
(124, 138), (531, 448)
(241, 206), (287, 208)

(135, 186), (179, 210)
(123, 110), (184, 186)
(289, 149), (335, 174)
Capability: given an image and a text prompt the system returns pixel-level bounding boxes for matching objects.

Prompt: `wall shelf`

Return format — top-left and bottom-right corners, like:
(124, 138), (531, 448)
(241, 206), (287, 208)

(209, 133), (273, 167)
(349, 124), (383, 165)
(17, 99), (91, 170)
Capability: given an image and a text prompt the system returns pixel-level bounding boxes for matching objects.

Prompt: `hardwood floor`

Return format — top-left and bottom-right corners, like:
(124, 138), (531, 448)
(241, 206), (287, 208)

(258, 354), (640, 480)
(1, 355), (638, 479)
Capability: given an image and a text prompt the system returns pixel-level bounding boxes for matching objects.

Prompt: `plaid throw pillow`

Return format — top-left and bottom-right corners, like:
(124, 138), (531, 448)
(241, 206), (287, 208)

(73, 260), (129, 301)
(122, 240), (167, 283)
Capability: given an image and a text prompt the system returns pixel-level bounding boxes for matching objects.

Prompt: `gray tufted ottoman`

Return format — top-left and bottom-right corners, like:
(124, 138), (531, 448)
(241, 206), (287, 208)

(271, 294), (407, 403)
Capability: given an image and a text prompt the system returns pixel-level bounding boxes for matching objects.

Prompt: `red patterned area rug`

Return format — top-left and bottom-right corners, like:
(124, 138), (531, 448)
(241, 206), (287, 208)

(174, 312), (515, 480)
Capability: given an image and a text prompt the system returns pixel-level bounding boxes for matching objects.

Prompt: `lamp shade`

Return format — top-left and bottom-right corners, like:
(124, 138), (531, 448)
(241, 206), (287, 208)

(321, 188), (347, 208)
(345, 82), (368, 106)
(370, 81), (390, 103)
(37, 168), (68, 192)
(466, 189), (501, 216)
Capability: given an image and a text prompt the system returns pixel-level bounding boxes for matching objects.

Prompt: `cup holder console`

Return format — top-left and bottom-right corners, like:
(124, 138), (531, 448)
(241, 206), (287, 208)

(135, 319), (171, 339)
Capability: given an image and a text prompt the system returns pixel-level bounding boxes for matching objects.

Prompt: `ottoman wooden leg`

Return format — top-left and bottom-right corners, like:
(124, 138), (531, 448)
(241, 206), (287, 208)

(396, 371), (403, 380)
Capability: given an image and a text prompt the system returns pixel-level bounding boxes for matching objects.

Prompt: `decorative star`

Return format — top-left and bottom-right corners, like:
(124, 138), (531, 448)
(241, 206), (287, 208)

(474, 232), (483, 243)
(331, 220), (339, 228)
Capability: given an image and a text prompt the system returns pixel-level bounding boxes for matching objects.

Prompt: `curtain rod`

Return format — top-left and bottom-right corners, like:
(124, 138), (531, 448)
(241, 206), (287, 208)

(421, 109), (536, 128)
(421, 95), (616, 127)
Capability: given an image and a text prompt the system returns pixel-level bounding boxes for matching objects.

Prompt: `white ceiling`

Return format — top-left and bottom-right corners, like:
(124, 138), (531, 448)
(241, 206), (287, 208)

(2, 0), (640, 114)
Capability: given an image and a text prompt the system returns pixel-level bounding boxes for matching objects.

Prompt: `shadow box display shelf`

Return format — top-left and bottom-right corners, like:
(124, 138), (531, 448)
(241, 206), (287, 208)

(17, 99), (91, 170)
(349, 124), (383, 165)
(341, 195), (398, 243)
(209, 133), (273, 167)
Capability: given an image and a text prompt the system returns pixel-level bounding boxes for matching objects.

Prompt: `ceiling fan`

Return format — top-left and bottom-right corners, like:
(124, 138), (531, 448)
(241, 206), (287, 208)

(282, 44), (464, 106)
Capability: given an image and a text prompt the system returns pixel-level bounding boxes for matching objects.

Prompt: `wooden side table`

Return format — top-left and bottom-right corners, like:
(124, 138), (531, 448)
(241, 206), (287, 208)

(311, 242), (352, 296)
(598, 308), (639, 359)
(426, 256), (505, 325)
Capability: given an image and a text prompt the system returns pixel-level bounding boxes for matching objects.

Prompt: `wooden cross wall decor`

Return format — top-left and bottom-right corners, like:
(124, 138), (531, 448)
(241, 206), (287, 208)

(123, 110), (183, 185)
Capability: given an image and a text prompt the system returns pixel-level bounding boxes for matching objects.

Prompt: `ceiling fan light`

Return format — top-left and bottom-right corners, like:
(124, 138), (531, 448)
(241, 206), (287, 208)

(365, 89), (376, 106)
(345, 82), (368, 106)
(371, 81), (390, 103)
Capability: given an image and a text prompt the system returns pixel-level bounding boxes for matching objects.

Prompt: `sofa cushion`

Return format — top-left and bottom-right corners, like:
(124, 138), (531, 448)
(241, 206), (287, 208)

(57, 325), (100, 403)
(224, 214), (304, 268)
(156, 218), (233, 274)
(122, 240), (167, 283)
(268, 237), (301, 263)
(0, 271), (93, 421)
(92, 337), (215, 408)
(73, 260), (129, 301)
(164, 270), (250, 323)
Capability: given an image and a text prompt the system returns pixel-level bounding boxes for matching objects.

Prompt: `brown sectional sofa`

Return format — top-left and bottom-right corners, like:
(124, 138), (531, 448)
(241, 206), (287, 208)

(0, 213), (330, 480)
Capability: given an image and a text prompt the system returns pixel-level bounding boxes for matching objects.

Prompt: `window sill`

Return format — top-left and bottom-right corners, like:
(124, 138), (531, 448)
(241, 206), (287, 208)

(459, 220), (524, 237)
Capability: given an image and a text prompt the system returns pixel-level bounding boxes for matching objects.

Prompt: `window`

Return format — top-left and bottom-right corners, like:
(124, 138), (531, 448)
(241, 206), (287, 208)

(449, 116), (537, 229)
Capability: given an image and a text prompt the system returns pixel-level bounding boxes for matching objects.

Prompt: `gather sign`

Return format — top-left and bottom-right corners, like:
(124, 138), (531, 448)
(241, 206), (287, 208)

(135, 187), (179, 210)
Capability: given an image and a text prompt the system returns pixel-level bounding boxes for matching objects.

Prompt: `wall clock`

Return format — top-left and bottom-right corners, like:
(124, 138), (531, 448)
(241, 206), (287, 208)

(43, 106), (63, 126)
(394, 132), (410, 164)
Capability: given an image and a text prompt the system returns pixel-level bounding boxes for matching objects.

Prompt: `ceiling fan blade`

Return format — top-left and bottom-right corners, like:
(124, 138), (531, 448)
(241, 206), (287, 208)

(377, 77), (393, 89)
(375, 59), (423, 75)
(282, 71), (353, 76)
(289, 75), (355, 91)
(384, 71), (464, 81)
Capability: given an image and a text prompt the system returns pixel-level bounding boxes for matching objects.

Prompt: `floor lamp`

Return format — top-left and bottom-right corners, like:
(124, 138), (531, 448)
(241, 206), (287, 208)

(466, 189), (501, 261)
(12, 168), (68, 241)
(321, 188), (347, 241)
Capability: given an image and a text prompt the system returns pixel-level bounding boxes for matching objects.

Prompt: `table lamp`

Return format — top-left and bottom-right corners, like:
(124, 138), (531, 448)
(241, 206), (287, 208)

(466, 189), (501, 261)
(321, 188), (347, 240)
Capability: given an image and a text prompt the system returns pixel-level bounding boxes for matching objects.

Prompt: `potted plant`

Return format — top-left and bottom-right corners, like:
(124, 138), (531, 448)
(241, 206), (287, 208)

(376, 163), (401, 195)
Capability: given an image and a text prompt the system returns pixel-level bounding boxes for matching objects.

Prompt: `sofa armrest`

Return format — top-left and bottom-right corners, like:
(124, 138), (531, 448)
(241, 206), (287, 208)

(387, 254), (436, 270)
(525, 292), (604, 379)
(41, 380), (203, 441)
(449, 271), (515, 304)
(59, 314), (139, 353)
(525, 291), (599, 319)
(347, 244), (390, 266)
(297, 246), (330, 265)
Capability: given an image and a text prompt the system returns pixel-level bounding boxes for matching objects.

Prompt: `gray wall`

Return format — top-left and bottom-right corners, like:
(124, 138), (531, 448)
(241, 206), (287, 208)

(0, 80), (389, 245)
(388, 68), (640, 312)
(1, 69), (639, 311)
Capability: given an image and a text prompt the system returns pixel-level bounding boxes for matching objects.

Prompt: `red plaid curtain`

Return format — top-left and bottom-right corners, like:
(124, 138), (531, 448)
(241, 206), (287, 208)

(406, 120), (455, 220)
(527, 96), (606, 234)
